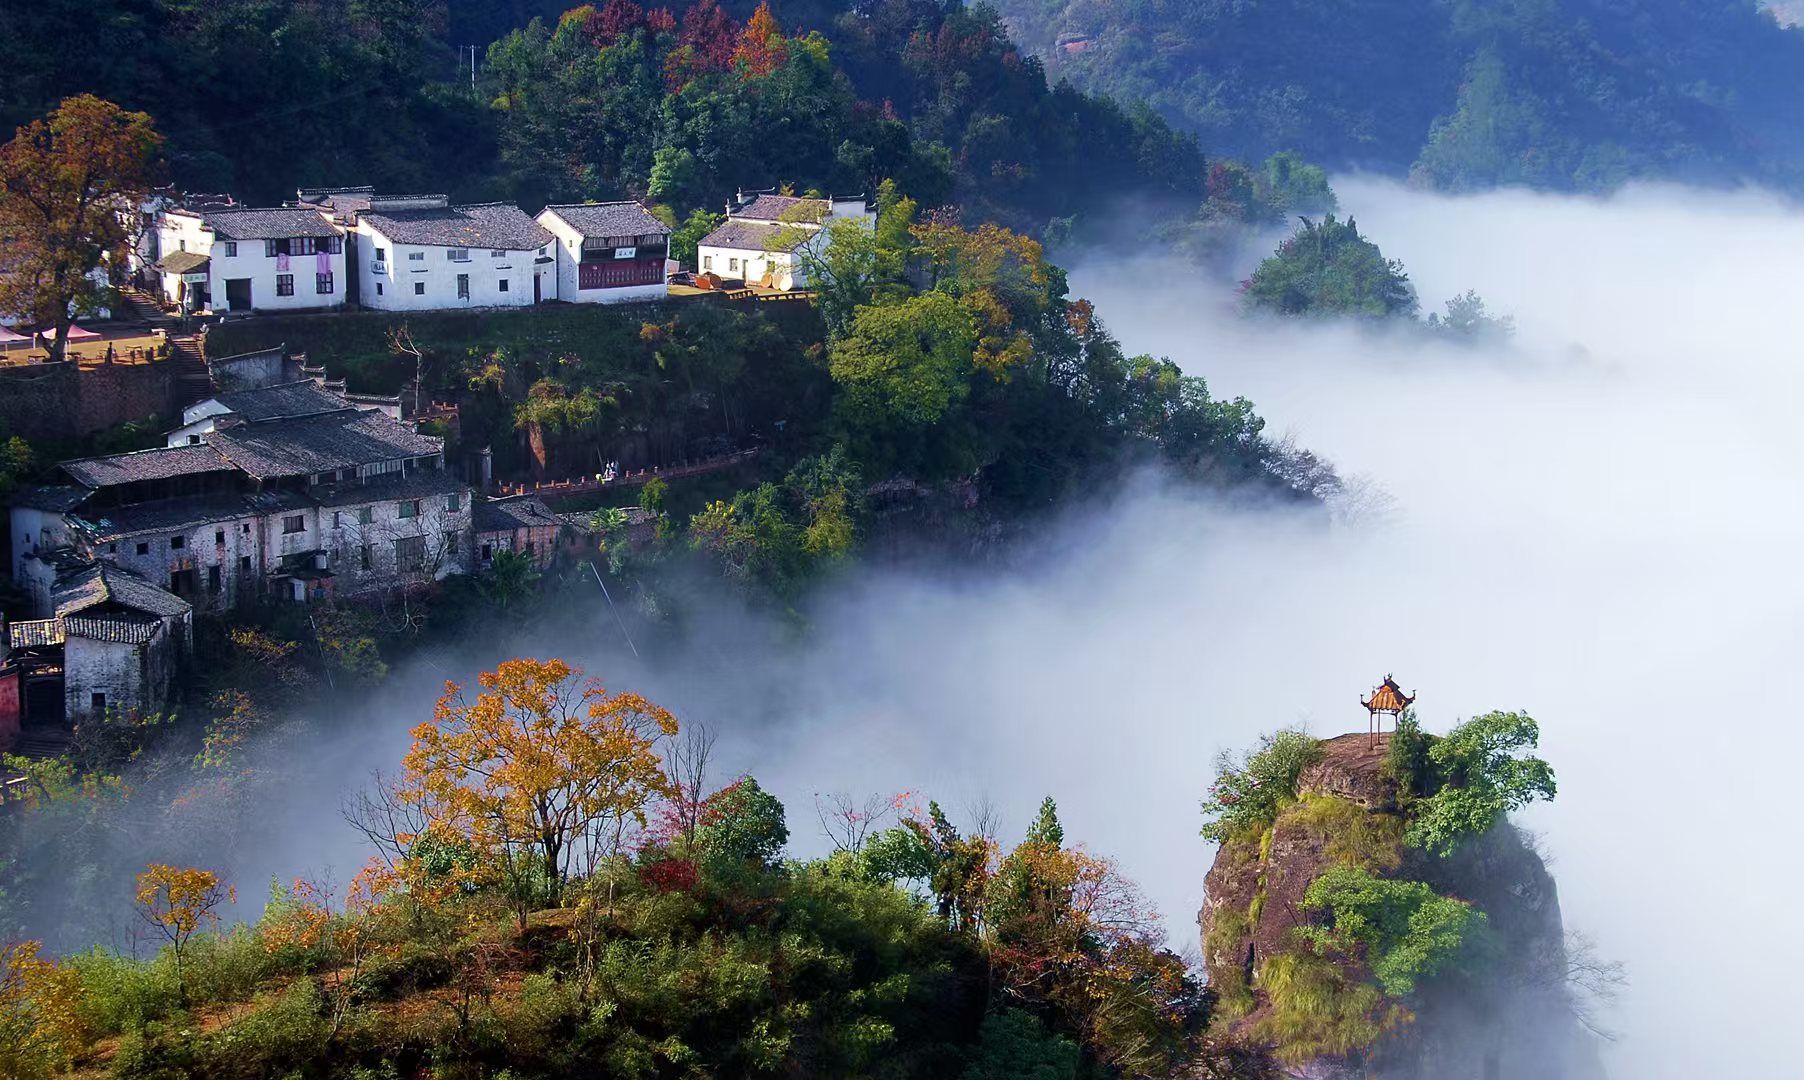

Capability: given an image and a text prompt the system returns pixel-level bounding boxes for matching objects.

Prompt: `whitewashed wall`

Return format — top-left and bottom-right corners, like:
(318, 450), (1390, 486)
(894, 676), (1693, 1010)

(360, 225), (551, 311)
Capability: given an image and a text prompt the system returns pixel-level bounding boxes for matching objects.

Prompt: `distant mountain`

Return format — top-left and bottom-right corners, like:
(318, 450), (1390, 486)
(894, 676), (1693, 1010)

(993, 0), (1804, 192)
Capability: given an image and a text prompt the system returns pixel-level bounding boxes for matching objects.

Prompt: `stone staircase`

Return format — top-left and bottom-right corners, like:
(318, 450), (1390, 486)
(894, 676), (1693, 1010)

(168, 330), (211, 403)
(115, 284), (172, 329)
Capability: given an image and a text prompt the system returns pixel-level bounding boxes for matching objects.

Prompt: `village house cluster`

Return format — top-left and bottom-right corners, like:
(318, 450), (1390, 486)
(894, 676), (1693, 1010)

(133, 185), (874, 315)
(0, 183), (872, 751)
(0, 368), (585, 749)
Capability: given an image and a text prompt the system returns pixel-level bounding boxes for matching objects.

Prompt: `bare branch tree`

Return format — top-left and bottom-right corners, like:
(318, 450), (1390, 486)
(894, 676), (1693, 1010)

(664, 720), (717, 847)
(814, 791), (904, 854)
(387, 323), (427, 417)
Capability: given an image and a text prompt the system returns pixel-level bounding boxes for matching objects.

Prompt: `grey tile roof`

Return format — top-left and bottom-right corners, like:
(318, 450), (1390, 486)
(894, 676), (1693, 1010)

(211, 381), (354, 423)
(198, 206), (340, 240)
(61, 445), (235, 490)
(155, 251), (210, 275)
(311, 469), (467, 508)
(204, 409), (442, 480)
(698, 219), (809, 253)
(541, 202), (669, 239)
(476, 496), (566, 533)
(72, 493), (283, 539)
(735, 194), (828, 223)
(63, 613), (164, 645)
(54, 562), (191, 620)
(361, 202), (554, 251)
(11, 485), (91, 512)
(8, 619), (64, 648)
(297, 186), (374, 215)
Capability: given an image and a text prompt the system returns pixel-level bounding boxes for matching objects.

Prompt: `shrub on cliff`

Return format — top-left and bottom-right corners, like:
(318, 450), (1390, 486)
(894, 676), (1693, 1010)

(1201, 731), (1323, 843)
(1406, 711), (1556, 855)
(1299, 867), (1488, 997)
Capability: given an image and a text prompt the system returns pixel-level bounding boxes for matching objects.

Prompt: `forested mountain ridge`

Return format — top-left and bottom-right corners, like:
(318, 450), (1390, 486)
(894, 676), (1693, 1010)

(992, 0), (1804, 192)
(0, 0), (1225, 245)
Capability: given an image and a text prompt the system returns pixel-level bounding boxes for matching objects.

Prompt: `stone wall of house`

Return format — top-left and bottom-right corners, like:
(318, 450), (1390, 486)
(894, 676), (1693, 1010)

(206, 346), (294, 390)
(64, 635), (148, 722)
(63, 620), (183, 723)
(323, 490), (475, 592)
(100, 516), (262, 611)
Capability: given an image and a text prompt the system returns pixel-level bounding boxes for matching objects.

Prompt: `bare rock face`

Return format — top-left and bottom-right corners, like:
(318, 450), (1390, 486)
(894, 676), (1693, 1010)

(1296, 733), (1399, 809)
(1198, 732), (1606, 1080)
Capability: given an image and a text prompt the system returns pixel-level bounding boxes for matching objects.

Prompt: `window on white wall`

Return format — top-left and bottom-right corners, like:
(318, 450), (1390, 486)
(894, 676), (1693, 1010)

(457, 274), (469, 299)
(447, 248), (469, 261)
(316, 273), (334, 294)
(276, 274), (294, 296)
(408, 251), (424, 262)
(498, 279), (508, 293)
(414, 282), (425, 295)
(222, 241), (237, 257)
(490, 249), (506, 258)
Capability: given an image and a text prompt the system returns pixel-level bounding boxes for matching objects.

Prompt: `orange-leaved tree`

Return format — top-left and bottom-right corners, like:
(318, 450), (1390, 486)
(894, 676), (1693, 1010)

(0, 940), (86, 1078)
(0, 95), (163, 363)
(984, 798), (1200, 1075)
(133, 864), (233, 1006)
(400, 658), (677, 922)
(733, 1), (788, 78)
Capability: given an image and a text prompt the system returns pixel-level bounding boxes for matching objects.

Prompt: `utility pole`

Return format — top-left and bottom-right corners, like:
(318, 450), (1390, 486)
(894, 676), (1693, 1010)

(457, 46), (477, 91)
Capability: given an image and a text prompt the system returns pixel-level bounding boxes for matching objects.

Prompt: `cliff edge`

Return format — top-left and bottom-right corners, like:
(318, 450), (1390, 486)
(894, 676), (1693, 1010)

(1198, 731), (1607, 1079)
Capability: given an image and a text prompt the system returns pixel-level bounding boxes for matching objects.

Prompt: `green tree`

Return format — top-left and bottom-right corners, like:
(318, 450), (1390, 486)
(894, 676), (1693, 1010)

(1201, 730), (1323, 843)
(829, 291), (975, 428)
(1427, 289), (1515, 343)
(1406, 711), (1556, 855)
(1243, 214), (1418, 319)
(669, 207), (723, 269)
(1299, 866), (1487, 996)
(696, 777), (789, 879)
(960, 1009), (1079, 1080)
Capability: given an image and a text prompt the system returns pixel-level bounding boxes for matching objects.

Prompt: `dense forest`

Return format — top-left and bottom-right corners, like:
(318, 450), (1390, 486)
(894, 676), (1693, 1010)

(0, 0), (1231, 244)
(992, 0), (1804, 192)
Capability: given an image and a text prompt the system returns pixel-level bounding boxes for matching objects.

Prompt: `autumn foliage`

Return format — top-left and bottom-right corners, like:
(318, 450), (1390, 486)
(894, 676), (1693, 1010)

(0, 941), (85, 1078)
(733, 2), (789, 79)
(400, 658), (678, 917)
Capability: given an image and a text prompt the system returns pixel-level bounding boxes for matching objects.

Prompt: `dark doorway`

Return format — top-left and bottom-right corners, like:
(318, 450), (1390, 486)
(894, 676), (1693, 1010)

(225, 278), (252, 311)
(533, 273), (541, 303)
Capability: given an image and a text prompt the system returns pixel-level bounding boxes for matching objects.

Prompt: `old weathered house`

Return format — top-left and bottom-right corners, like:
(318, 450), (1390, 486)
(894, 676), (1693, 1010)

(0, 561), (192, 751)
(475, 495), (569, 570)
(10, 381), (474, 613)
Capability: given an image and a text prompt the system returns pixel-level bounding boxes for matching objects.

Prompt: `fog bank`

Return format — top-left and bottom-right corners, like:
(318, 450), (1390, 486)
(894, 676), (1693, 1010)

(218, 178), (1799, 1078)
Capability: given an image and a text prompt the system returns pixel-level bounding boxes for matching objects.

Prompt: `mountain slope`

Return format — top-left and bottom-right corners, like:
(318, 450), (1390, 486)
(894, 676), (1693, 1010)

(994, 0), (1804, 191)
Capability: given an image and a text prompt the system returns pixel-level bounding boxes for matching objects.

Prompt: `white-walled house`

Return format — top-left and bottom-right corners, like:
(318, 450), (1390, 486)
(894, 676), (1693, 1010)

(151, 205), (346, 314)
(695, 192), (873, 290)
(535, 203), (671, 303)
(357, 197), (556, 311)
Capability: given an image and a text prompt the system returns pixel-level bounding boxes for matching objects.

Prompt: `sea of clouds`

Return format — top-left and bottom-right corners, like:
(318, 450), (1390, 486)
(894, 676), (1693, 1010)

(210, 177), (1804, 1077)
